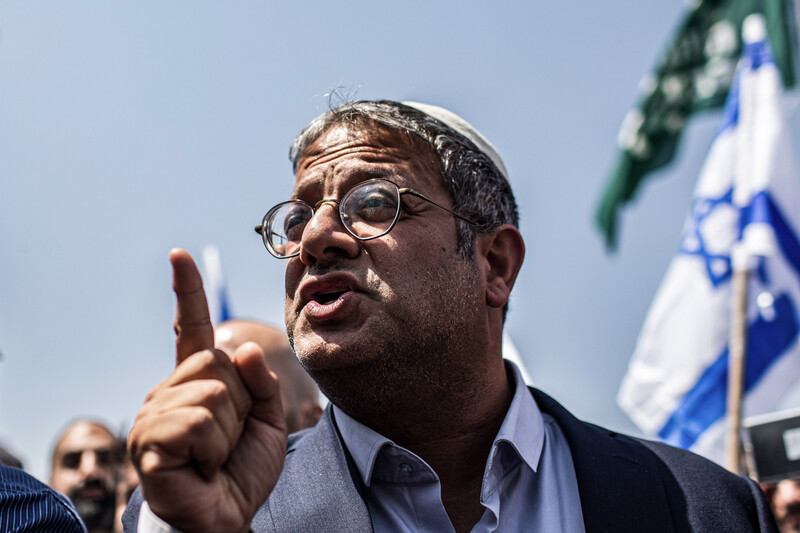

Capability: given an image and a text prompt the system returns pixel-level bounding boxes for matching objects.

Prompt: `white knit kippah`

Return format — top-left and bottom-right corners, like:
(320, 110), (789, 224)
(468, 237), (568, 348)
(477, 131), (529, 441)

(402, 101), (509, 181)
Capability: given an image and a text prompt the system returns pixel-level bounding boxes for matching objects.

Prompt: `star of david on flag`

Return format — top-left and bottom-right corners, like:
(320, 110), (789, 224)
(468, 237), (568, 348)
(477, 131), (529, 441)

(617, 14), (800, 464)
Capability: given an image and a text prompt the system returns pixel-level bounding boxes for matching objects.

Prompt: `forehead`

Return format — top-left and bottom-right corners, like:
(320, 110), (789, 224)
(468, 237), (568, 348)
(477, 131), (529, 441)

(776, 479), (800, 497)
(55, 423), (115, 454)
(293, 121), (442, 194)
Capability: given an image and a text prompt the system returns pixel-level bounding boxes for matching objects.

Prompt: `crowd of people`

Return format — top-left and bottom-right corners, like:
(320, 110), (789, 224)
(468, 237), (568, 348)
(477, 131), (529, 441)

(1, 99), (799, 532)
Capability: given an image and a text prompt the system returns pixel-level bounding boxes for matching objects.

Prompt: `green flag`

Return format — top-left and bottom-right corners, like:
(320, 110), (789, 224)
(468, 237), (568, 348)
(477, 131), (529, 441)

(596, 0), (796, 249)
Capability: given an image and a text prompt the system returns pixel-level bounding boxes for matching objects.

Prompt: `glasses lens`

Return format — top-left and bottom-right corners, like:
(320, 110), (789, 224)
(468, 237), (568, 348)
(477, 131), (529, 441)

(340, 180), (401, 239)
(266, 201), (312, 257)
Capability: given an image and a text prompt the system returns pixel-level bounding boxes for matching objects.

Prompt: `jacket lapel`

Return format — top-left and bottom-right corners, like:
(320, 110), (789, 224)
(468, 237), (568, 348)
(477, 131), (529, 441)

(256, 407), (373, 533)
(530, 387), (679, 533)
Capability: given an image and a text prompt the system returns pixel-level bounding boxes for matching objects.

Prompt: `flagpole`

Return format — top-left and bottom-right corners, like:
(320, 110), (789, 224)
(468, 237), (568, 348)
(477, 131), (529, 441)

(725, 259), (749, 474)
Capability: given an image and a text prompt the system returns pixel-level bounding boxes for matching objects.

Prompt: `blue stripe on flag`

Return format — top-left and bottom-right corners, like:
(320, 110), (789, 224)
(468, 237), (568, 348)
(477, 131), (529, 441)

(739, 191), (772, 238)
(769, 194), (800, 277)
(658, 292), (800, 448)
(740, 191), (800, 277)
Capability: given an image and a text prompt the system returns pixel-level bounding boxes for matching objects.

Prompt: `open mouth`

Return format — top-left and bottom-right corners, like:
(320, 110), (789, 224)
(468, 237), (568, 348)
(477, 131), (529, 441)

(298, 274), (360, 320)
(314, 290), (348, 304)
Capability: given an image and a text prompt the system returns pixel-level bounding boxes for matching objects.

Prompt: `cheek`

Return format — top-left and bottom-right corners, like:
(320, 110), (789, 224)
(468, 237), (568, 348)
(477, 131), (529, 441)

(284, 260), (304, 309)
(51, 470), (77, 490)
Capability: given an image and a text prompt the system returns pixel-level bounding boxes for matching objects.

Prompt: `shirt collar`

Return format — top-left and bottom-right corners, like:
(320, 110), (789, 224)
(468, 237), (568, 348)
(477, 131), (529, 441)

(333, 360), (545, 486)
(490, 360), (545, 474)
(334, 404), (394, 486)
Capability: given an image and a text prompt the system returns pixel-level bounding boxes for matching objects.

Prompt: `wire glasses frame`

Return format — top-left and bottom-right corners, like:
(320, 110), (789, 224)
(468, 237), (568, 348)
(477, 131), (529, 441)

(254, 178), (478, 258)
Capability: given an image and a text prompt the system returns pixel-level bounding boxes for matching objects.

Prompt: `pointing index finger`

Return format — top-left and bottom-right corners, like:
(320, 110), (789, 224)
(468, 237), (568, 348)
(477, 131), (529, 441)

(170, 248), (215, 366)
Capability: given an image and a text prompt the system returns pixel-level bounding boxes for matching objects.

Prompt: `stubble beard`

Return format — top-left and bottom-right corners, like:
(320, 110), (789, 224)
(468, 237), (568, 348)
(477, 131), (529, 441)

(69, 482), (115, 532)
(289, 254), (489, 434)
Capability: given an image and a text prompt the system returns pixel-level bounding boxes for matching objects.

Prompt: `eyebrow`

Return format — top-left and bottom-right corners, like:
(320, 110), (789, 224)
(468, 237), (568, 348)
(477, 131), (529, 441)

(358, 168), (395, 179)
(293, 168), (401, 200)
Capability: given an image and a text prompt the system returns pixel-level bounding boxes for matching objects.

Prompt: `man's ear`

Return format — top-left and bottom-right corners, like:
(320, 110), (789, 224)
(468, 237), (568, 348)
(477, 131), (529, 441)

(476, 225), (525, 309)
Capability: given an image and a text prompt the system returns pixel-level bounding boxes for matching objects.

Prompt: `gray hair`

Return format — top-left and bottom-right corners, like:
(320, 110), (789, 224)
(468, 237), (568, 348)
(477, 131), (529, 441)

(289, 100), (518, 258)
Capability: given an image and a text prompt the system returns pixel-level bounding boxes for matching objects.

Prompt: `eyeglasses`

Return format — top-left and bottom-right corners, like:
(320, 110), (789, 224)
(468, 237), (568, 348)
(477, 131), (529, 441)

(255, 178), (477, 258)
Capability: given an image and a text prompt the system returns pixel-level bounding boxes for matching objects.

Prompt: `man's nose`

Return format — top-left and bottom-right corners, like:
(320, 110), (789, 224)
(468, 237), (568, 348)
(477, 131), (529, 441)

(78, 451), (105, 479)
(298, 202), (360, 265)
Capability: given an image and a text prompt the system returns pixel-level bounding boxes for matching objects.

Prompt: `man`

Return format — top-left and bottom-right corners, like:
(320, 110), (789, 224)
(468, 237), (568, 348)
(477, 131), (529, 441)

(51, 419), (119, 533)
(124, 100), (778, 532)
(764, 478), (800, 532)
(215, 319), (323, 433)
(1, 462), (86, 532)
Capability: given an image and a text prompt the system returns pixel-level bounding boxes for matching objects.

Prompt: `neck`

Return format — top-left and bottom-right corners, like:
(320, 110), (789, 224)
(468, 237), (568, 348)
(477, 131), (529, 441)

(322, 355), (513, 531)
(322, 352), (512, 439)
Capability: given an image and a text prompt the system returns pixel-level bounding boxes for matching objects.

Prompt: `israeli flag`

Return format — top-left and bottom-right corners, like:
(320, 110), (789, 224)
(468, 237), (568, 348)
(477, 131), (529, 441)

(201, 244), (233, 325)
(618, 14), (800, 464)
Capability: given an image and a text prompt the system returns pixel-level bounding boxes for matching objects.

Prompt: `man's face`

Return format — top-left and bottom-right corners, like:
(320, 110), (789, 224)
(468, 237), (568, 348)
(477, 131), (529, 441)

(284, 122), (487, 390)
(50, 422), (116, 532)
(771, 479), (800, 532)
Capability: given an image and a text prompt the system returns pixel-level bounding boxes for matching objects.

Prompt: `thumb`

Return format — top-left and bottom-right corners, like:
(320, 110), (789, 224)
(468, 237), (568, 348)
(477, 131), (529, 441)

(226, 342), (288, 508)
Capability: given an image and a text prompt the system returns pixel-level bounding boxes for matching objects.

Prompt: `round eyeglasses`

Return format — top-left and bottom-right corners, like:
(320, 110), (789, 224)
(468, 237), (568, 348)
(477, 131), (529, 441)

(254, 178), (477, 258)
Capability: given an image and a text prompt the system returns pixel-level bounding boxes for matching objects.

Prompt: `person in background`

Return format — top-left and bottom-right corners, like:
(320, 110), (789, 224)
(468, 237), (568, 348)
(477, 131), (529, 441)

(764, 479), (800, 533)
(50, 419), (118, 533)
(215, 319), (323, 433)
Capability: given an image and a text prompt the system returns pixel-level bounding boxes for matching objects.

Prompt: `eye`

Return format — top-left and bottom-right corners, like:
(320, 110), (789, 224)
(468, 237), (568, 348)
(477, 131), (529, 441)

(60, 451), (81, 470)
(281, 204), (311, 241)
(347, 186), (398, 223)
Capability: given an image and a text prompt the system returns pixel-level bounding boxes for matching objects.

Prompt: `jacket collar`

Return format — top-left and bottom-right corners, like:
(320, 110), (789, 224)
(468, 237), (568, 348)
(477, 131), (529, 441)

(530, 387), (678, 532)
(262, 388), (677, 533)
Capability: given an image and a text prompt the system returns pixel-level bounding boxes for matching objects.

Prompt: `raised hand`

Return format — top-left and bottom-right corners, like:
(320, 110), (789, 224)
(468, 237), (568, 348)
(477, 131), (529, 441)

(128, 249), (288, 533)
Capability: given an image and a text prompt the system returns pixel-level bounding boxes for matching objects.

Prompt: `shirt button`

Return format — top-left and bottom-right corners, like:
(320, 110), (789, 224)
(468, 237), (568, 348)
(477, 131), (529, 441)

(399, 463), (413, 475)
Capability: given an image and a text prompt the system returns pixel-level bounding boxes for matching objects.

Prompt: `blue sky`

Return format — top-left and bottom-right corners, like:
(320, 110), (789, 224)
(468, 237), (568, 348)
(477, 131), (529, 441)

(2, 1), (799, 480)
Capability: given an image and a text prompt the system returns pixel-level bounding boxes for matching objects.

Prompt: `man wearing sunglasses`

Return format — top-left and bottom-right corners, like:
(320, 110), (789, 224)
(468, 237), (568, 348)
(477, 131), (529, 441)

(124, 101), (777, 532)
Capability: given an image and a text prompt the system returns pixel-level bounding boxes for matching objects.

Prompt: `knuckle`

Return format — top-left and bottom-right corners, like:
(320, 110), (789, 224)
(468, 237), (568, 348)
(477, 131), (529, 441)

(209, 348), (231, 366)
(186, 407), (216, 437)
(202, 379), (231, 409)
(190, 348), (230, 370)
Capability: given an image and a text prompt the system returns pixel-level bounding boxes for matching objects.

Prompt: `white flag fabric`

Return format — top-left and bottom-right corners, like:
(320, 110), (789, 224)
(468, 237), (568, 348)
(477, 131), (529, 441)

(201, 244), (233, 325)
(617, 15), (800, 464)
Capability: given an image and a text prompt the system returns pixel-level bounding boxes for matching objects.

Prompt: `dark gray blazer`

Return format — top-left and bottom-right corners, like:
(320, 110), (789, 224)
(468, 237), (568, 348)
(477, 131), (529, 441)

(124, 387), (778, 532)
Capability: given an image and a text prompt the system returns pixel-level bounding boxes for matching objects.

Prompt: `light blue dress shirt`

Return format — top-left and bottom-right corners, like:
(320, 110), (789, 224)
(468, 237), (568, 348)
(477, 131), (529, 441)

(334, 361), (586, 532)
(137, 361), (586, 533)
